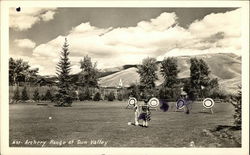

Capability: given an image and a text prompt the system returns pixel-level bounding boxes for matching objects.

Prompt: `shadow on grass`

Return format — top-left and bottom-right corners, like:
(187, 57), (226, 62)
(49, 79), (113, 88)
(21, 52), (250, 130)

(197, 111), (213, 114)
(213, 125), (241, 131)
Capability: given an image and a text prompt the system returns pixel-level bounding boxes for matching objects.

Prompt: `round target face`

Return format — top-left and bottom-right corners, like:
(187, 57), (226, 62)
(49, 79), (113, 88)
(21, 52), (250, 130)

(176, 99), (185, 109)
(148, 97), (159, 108)
(203, 98), (214, 108)
(128, 97), (137, 106)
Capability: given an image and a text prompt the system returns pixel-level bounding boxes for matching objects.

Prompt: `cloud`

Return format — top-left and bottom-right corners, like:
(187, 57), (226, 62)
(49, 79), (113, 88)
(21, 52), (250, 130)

(137, 12), (177, 31)
(41, 10), (56, 21)
(188, 9), (240, 38)
(9, 8), (57, 31)
(30, 9), (241, 75)
(14, 39), (36, 49)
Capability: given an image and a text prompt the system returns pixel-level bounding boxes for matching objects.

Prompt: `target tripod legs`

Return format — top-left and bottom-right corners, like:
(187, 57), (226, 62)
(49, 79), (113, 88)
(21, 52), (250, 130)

(134, 112), (139, 126)
(210, 108), (214, 114)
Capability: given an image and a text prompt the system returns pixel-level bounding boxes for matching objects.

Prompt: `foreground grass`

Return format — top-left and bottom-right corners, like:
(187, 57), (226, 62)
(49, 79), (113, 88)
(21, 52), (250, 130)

(9, 101), (238, 147)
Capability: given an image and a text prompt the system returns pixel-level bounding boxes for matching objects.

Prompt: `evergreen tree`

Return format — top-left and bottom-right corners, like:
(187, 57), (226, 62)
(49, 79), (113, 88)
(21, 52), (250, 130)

(21, 86), (29, 101)
(44, 89), (53, 101)
(107, 91), (115, 101)
(137, 57), (158, 90)
(33, 88), (40, 101)
(160, 57), (180, 88)
(93, 92), (101, 101)
(13, 86), (20, 101)
(55, 38), (73, 107)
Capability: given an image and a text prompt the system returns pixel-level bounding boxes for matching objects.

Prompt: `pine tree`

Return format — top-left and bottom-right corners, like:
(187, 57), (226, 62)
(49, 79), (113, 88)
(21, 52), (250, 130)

(21, 86), (29, 101)
(55, 38), (73, 107)
(33, 88), (40, 101)
(13, 86), (20, 101)
(44, 89), (53, 101)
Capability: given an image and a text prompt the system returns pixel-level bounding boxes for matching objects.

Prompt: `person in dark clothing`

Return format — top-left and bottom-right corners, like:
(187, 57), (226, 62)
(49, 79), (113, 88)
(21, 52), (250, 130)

(137, 94), (151, 127)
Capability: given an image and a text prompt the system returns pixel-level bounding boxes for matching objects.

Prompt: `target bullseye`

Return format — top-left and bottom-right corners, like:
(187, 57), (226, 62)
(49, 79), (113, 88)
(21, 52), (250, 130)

(128, 97), (137, 106)
(203, 98), (214, 109)
(176, 99), (185, 109)
(148, 97), (159, 108)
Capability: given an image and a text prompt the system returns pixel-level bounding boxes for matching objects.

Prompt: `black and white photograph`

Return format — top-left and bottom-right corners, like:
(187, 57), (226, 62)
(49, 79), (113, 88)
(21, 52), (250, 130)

(1, 1), (249, 155)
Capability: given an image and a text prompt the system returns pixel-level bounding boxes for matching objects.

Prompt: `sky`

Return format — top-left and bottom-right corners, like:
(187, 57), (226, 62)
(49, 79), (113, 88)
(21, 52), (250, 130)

(9, 7), (240, 75)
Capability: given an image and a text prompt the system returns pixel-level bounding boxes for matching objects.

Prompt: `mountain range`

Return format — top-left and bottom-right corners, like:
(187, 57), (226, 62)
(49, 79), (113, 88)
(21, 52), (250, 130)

(40, 53), (241, 94)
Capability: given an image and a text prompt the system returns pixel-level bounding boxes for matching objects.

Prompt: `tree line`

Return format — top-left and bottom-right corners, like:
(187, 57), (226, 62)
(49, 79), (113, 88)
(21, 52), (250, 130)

(11, 38), (227, 106)
(134, 56), (220, 101)
(9, 58), (39, 86)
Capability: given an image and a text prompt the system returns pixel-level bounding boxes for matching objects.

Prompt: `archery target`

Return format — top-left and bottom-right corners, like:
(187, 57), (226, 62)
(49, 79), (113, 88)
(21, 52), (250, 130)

(176, 99), (186, 109)
(148, 97), (159, 108)
(203, 98), (214, 108)
(128, 97), (137, 106)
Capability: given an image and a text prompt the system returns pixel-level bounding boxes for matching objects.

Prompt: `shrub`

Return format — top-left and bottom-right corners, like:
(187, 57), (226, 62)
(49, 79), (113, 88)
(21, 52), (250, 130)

(230, 88), (241, 128)
(78, 92), (85, 101)
(117, 93), (123, 101)
(128, 84), (140, 99)
(21, 86), (29, 101)
(93, 92), (101, 101)
(13, 87), (20, 101)
(33, 88), (40, 101)
(158, 87), (181, 101)
(158, 88), (168, 99)
(70, 91), (78, 101)
(104, 94), (109, 100)
(44, 89), (53, 101)
(209, 89), (228, 99)
(79, 88), (92, 101)
(40, 94), (47, 101)
(107, 91), (115, 101)
(53, 92), (73, 107)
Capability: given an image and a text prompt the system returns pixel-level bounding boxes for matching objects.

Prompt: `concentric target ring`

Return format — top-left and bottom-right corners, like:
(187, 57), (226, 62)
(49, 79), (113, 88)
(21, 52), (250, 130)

(176, 99), (186, 109)
(128, 97), (137, 106)
(148, 97), (159, 108)
(203, 98), (215, 109)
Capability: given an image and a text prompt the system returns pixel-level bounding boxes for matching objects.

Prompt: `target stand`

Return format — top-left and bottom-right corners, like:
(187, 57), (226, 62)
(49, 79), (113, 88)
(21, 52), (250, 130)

(202, 98), (215, 114)
(175, 99), (186, 112)
(126, 97), (137, 109)
(148, 97), (160, 111)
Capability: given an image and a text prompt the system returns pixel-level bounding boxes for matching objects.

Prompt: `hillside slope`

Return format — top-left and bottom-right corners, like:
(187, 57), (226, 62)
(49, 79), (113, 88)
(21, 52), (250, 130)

(99, 53), (241, 94)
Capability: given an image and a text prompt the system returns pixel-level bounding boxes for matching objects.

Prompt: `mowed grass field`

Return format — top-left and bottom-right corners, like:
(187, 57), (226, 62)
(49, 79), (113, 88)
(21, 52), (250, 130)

(9, 101), (237, 147)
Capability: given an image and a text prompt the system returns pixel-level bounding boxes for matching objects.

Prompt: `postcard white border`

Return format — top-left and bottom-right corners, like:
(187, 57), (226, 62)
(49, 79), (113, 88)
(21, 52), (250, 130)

(1, 1), (249, 155)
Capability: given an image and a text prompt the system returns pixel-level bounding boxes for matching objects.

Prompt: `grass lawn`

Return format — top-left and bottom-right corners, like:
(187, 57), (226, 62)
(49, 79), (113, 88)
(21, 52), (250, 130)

(9, 100), (240, 147)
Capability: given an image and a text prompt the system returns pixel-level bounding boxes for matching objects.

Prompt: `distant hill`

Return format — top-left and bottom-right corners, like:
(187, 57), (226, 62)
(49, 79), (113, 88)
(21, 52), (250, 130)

(99, 53), (241, 94)
(40, 53), (241, 94)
